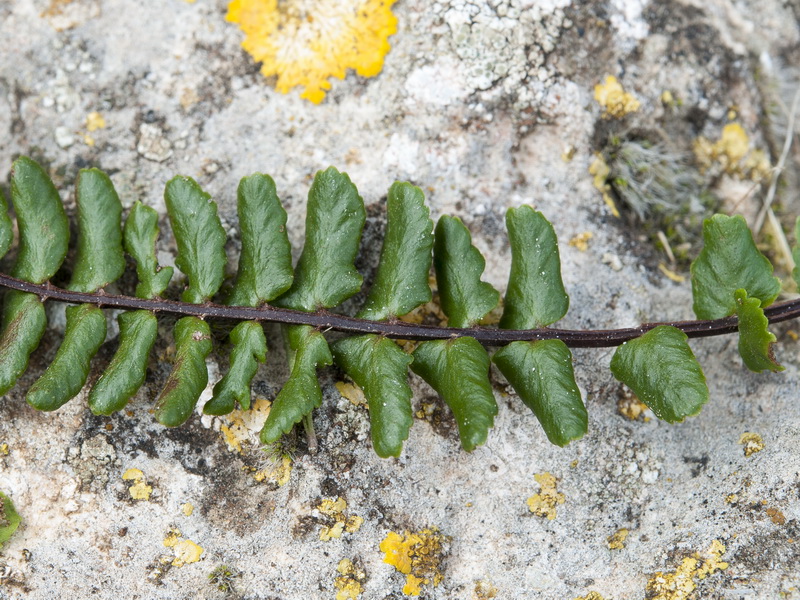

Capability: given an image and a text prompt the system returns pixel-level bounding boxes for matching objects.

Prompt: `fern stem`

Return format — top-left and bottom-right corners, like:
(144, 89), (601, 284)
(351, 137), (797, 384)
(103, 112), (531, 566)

(1, 273), (799, 348)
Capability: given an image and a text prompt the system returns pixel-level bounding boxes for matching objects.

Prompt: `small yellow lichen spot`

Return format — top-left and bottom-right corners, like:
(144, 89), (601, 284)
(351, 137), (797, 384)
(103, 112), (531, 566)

(526, 472), (565, 520)
(122, 468), (153, 500)
(345, 515), (364, 534)
(474, 580), (499, 599)
(219, 397), (273, 454)
(181, 502), (194, 517)
(85, 111), (106, 131)
(766, 507), (786, 525)
(646, 540), (728, 600)
(594, 75), (640, 119)
(693, 123), (770, 180)
(589, 154), (611, 190)
(319, 497), (348, 516)
(618, 392), (649, 421)
(588, 154), (620, 217)
(403, 573), (425, 596)
(574, 593), (607, 600)
(226, 0), (398, 103)
(725, 493), (738, 504)
(320, 521), (345, 541)
(172, 539), (204, 566)
(0, 443), (8, 456)
(220, 424), (244, 454)
(716, 123), (749, 164)
(254, 454), (293, 487)
(334, 558), (366, 600)
(317, 497), (362, 541)
(335, 578), (363, 600)
(380, 531), (414, 574)
(607, 528), (629, 550)
(336, 381), (367, 407)
(380, 528), (447, 595)
(569, 232), (593, 252)
(163, 527), (182, 548)
(739, 432), (765, 457)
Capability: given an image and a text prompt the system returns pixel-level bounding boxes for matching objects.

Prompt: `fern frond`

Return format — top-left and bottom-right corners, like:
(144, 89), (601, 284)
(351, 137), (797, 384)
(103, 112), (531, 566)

(0, 155), (797, 457)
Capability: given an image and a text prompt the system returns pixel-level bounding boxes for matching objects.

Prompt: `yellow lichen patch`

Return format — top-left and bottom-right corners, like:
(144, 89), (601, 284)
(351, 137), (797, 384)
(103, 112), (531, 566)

(569, 231), (593, 252)
(122, 468), (153, 500)
(181, 502), (194, 517)
(172, 539), (204, 566)
(526, 472), (565, 520)
(219, 396), (272, 453)
(693, 123), (771, 181)
(403, 574), (424, 596)
(574, 593), (607, 600)
(594, 75), (640, 119)
(607, 528), (629, 550)
(738, 432), (765, 457)
(474, 580), (498, 599)
(335, 558), (366, 600)
(725, 493), (739, 504)
(380, 528), (447, 596)
(163, 527), (182, 548)
(766, 507), (786, 525)
(317, 497), (363, 541)
(163, 528), (204, 566)
(254, 454), (293, 487)
(0, 443), (8, 456)
(618, 390), (650, 421)
(226, 0), (398, 103)
(645, 540), (729, 600)
(85, 111), (106, 131)
(336, 381), (367, 407)
(589, 154), (620, 218)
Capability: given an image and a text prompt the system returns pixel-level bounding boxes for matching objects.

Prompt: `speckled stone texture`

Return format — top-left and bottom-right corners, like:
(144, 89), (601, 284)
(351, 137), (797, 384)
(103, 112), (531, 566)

(1, 0), (799, 598)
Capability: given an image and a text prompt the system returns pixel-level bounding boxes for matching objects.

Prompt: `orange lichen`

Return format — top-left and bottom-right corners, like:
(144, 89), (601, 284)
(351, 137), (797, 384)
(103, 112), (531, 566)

(526, 472), (565, 520)
(645, 540), (728, 600)
(226, 0), (398, 103)
(380, 528), (447, 596)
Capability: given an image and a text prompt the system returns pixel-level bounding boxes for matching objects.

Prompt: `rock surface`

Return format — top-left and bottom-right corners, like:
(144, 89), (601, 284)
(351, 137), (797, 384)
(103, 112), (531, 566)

(1, 0), (799, 598)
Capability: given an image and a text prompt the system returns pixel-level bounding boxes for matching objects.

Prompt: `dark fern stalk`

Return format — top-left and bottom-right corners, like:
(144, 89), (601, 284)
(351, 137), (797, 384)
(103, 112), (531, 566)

(0, 157), (795, 456)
